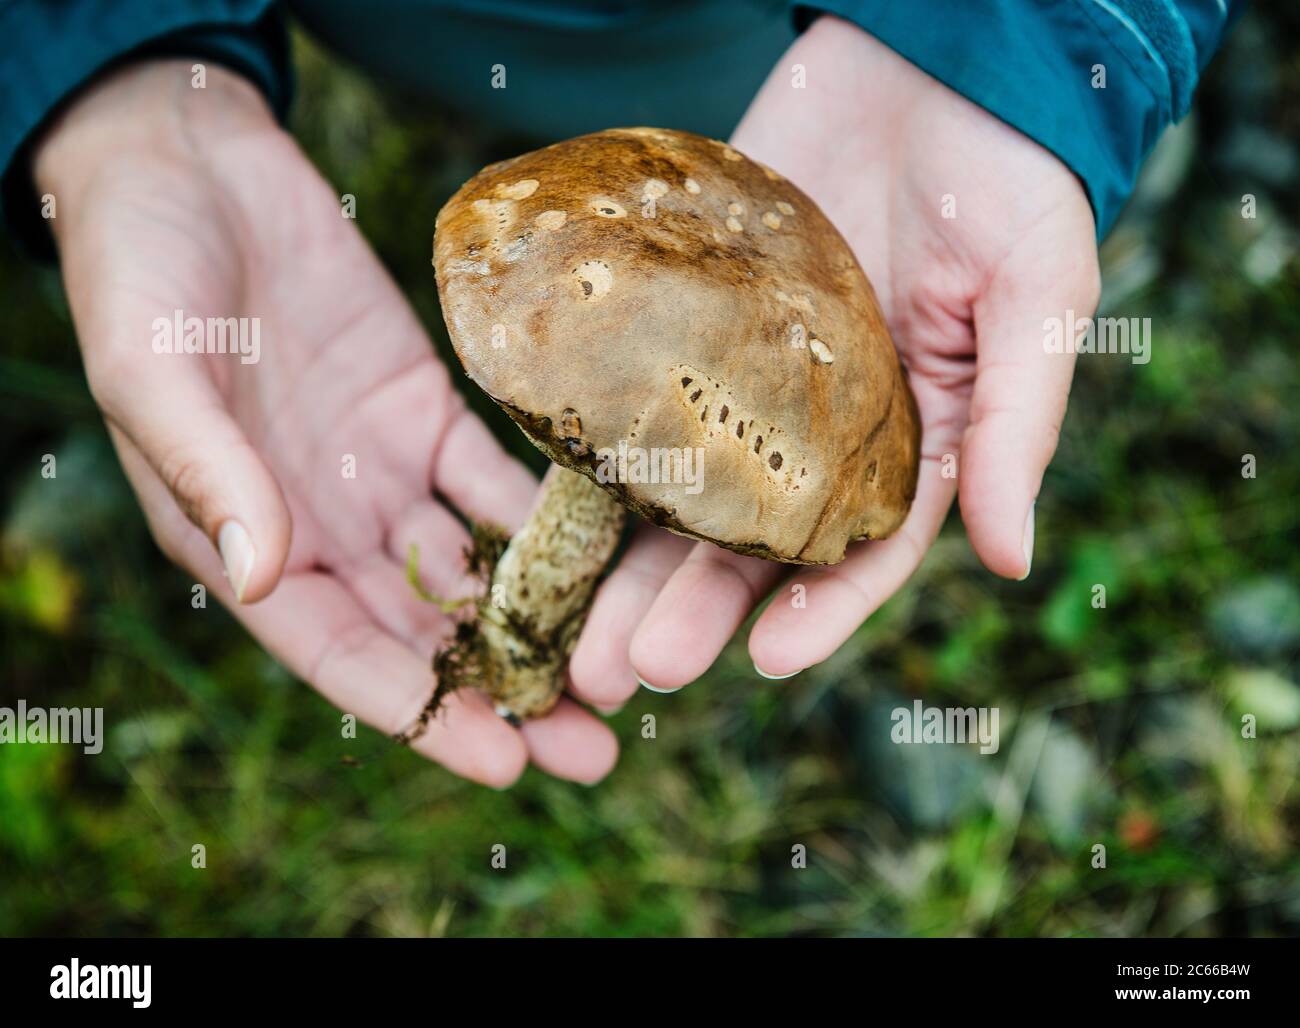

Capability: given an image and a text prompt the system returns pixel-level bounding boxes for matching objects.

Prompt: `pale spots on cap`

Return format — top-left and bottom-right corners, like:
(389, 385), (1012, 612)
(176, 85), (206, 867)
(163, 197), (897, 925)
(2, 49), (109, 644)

(775, 289), (815, 315)
(471, 197), (516, 231)
(499, 233), (533, 263)
(464, 197), (525, 266)
(535, 210), (567, 231)
(683, 178), (702, 195)
(642, 178), (669, 200)
(727, 202), (746, 218)
(622, 127), (676, 145)
(590, 198), (627, 218)
(776, 201), (796, 217)
(761, 165), (783, 181)
(497, 179), (540, 200)
(448, 257), (492, 276)
(572, 259), (613, 301)
(789, 323), (807, 348)
(809, 339), (834, 364)
(707, 139), (745, 162)
(762, 211), (782, 230)
(725, 216), (744, 233)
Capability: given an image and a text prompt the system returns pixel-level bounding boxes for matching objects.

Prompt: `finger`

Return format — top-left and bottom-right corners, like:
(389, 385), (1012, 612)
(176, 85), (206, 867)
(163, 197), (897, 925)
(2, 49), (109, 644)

(568, 525), (694, 707)
(518, 697), (619, 785)
(112, 434), (527, 786)
(749, 454), (955, 677)
(960, 254), (1100, 578)
(385, 498), (480, 601)
(88, 351), (291, 604)
(432, 406), (537, 531)
(628, 545), (784, 691)
(338, 551), (451, 654)
(244, 572), (528, 787)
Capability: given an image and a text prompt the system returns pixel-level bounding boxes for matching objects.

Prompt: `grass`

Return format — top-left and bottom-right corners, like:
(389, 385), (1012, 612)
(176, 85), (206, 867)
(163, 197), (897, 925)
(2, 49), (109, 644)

(1, 7), (1298, 937)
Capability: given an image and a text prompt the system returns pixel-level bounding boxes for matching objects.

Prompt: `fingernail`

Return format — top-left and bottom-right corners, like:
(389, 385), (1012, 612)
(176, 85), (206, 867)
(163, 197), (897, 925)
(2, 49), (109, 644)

(217, 520), (255, 601)
(636, 675), (679, 694)
(754, 663), (801, 681)
(596, 701), (626, 716)
(1018, 501), (1036, 581)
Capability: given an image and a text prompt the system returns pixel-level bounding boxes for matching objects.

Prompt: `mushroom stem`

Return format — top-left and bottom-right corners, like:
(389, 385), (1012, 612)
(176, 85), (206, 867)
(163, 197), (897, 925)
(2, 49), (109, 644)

(475, 463), (626, 720)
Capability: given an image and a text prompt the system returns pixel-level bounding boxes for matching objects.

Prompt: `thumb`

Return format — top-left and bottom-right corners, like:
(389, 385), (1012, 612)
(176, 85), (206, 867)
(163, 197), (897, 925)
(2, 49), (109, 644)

(89, 352), (292, 604)
(959, 251), (1100, 579)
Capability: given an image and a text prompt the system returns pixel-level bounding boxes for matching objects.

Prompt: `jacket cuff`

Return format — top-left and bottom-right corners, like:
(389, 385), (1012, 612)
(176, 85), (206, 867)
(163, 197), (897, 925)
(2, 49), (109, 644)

(0, 1), (291, 260)
(793, 0), (1234, 237)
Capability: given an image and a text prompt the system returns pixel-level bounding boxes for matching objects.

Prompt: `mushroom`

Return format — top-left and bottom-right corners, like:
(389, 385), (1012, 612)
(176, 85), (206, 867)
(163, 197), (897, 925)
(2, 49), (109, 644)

(414, 127), (920, 728)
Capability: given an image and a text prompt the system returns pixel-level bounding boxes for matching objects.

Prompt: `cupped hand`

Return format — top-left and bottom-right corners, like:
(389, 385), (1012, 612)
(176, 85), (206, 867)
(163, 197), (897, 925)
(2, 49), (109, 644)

(568, 15), (1100, 700)
(36, 60), (617, 786)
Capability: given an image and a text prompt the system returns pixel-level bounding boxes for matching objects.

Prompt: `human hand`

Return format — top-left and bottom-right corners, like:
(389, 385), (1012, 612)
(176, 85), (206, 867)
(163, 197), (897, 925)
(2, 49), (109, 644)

(35, 60), (617, 785)
(567, 14), (1100, 698)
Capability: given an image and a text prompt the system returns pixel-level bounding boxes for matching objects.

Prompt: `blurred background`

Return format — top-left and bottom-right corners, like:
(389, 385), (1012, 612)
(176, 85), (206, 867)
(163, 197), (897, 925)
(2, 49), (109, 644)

(1, 3), (1298, 938)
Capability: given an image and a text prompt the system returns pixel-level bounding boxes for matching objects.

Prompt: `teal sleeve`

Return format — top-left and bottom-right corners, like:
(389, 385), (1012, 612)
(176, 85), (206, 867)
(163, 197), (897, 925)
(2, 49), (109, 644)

(0, 0), (292, 259)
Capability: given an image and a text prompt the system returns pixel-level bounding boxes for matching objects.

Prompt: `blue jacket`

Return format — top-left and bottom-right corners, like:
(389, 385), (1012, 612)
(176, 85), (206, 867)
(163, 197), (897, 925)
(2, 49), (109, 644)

(0, 0), (1246, 255)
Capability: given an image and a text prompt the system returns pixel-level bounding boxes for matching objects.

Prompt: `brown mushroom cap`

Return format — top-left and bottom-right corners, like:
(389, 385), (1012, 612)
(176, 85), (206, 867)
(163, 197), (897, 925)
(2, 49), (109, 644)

(433, 127), (920, 564)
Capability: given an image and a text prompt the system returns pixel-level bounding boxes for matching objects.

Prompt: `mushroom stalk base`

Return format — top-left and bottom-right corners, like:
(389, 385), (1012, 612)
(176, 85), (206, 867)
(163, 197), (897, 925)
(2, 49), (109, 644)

(400, 464), (625, 737)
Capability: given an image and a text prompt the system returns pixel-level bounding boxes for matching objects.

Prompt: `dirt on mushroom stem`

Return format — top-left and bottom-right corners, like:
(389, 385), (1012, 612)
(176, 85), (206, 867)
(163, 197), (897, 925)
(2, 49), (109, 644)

(397, 463), (626, 736)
